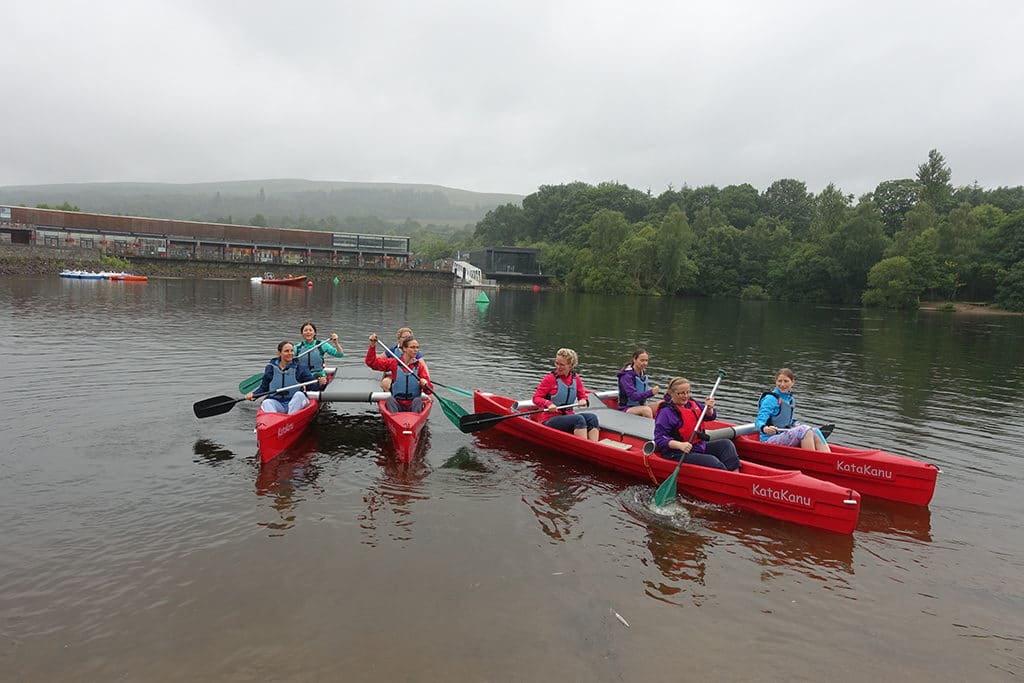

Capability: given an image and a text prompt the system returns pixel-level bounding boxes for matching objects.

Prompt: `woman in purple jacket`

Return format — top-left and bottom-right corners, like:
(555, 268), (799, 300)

(616, 349), (661, 418)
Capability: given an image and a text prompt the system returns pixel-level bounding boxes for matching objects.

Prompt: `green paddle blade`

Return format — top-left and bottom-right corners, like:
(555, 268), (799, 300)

(652, 466), (680, 507)
(238, 373), (262, 394)
(436, 393), (468, 428)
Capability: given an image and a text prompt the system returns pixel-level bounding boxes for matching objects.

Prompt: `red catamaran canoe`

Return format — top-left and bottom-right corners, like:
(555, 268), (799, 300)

(474, 391), (861, 534)
(261, 275), (308, 286)
(378, 397), (432, 462)
(596, 395), (938, 507)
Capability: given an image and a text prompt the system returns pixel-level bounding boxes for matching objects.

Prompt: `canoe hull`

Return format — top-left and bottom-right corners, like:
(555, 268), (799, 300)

(734, 433), (938, 506)
(474, 392), (860, 534)
(378, 398), (432, 462)
(256, 397), (320, 463)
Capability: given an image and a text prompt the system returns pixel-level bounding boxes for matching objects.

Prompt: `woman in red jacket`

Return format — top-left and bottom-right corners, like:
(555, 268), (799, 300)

(365, 333), (433, 413)
(532, 347), (600, 441)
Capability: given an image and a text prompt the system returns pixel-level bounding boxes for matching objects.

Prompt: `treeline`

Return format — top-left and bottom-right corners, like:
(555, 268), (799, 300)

(469, 150), (1024, 310)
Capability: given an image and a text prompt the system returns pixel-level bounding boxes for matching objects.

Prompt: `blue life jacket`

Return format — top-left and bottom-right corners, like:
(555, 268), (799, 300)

(761, 389), (795, 428)
(620, 372), (650, 407)
(393, 361), (423, 400)
(297, 340), (325, 373)
(269, 361), (300, 400)
(548, 372), (578, 412)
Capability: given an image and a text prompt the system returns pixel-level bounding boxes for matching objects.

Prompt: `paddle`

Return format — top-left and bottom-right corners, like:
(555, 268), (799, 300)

(458, 403), (579, 433)
(651, 369), (726, 507)
(238, 339), (335, 393)
(374, 338), (468, 426)
(193, 380), (319, 419)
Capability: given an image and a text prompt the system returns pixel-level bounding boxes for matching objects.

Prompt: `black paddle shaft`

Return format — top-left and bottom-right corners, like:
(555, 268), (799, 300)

(192, 379), (319, 419)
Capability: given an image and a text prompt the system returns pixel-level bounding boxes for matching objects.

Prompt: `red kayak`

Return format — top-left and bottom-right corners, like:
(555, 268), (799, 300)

(256, 396), (321, 463)
(731, 430), (938, 506)
(474, 392), (861, 534)
(378, 398), (432, 462)
(261, 275), (308, 286)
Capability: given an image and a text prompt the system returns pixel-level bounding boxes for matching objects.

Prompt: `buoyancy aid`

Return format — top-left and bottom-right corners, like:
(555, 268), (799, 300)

(296, 339), (325, 373)
(548, 372), (578, 413)
(761, 389), (795, 428)
(392, 361), (423, 400)
(671, 400), (703, 441)
(618, 370), (650, 407)
(268, 361), (300, 400)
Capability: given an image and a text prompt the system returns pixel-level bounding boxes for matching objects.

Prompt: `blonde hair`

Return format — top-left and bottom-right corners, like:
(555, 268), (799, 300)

(556, 348), (578, 369)
(666, 377), (691, 393)
(396, 327), (413, 341)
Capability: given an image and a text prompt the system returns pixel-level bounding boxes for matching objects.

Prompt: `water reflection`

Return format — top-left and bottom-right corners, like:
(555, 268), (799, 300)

(857, 500), (932, 542)
(358, 430), (433, 546)
(255, 437), (322, 536)
(192, 438), (235, 465)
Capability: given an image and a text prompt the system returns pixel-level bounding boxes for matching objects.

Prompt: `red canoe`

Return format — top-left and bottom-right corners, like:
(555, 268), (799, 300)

(261, 275), (308, 286)
(378, 398), (432, 462)
(732, 431), (938, 506)
(256, 396), (321, 463)
(474, 392), (861, 534)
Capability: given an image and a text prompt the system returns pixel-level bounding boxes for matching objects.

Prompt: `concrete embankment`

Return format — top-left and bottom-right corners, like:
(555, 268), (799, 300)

(0, 244), (455, 286)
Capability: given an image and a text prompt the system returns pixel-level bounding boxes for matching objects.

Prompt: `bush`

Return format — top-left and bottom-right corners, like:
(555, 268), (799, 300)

(740, 284), (770, 300)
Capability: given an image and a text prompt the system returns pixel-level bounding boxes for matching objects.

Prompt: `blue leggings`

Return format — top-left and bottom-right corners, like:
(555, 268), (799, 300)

(663, 440), (740, 471)
(544, 412), (599, 433)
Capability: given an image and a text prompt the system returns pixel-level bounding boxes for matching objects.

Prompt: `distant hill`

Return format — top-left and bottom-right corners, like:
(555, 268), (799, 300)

(0, 179), (523, 231)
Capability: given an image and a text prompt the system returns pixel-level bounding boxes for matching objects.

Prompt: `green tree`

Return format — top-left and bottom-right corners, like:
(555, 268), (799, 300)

(249, 213), (268, 227)
(827, 200), (889, 302)
(653, 205), (697, 294)
(863, 256), (919, 308)
(716, 183), (760, 229)
(809, 183), (854, 242)
(871, 178), (921, 236)
(761, 179), (813, 238)
(692, 224), (743, 296)
(475, 203), (528, 245)
(916, 149), (953, 212)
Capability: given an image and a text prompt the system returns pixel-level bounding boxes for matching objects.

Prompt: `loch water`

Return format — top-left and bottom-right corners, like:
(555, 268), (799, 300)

(1, 275), (1022, 681)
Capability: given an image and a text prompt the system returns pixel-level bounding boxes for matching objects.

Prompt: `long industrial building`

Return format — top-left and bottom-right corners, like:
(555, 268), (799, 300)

(0, 205), (410, 267)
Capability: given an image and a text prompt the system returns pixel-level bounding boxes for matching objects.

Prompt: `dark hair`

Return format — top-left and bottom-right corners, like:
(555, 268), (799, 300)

(632, 348), (648, 360)
(401, 336), (419, 350)
(277, 340), (294, 353)
(300, 321), (317, 334)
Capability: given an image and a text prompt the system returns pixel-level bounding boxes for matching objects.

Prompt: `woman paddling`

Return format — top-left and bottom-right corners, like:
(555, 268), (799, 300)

(531, 348), (600, 441)
(246, 341), (327, 414)
(380, 327), (425, 391)
(653, 377), (740, 470)
(616, 348), (662, 418)
(295, 321), (343, 379)
(365, 333), (433, 413)
(755, 367), (832, 452)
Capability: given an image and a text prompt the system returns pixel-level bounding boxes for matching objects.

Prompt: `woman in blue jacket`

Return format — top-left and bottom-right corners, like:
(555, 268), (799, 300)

(755, 368), (831, 452)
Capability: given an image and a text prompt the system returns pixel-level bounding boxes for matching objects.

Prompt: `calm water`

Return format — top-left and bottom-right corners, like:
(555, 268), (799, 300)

(1, 276), (1022, 681)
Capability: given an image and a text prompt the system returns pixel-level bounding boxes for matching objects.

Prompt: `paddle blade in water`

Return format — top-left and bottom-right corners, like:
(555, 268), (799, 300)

(238, 373), (262, 394)
(436, 393), (468, 428)
(652, 467), (680, 507)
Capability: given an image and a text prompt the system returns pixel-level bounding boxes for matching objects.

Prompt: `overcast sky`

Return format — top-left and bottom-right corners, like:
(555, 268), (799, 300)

(4, 1), (1021, 198)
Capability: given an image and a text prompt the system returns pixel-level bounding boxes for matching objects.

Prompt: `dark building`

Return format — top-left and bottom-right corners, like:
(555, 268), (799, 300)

(467, 247), (541, 275)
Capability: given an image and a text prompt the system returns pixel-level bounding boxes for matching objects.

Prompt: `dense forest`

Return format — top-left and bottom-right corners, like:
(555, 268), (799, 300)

(464, 150), (1024, 311)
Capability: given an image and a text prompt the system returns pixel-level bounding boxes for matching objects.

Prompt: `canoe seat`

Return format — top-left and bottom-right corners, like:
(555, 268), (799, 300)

(599, 438), (632, 450)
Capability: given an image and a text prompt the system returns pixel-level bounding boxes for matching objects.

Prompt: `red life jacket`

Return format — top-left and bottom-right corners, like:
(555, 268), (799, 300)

(670, 401), (703, 441)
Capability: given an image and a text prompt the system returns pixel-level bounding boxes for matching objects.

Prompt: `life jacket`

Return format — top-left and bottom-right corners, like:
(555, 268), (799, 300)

(618, 369), (650, 407)
(670, 400), (703, 441)
(392, 360), (423, 401)
(547, 372), (578, 413)
(760, 389), (795, 428)
(296, 339), (325, 373)
(268, 361), (300, 400)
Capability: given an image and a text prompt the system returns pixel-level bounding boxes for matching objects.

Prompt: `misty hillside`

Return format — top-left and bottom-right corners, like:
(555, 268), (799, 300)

(0, 179), (524, 231)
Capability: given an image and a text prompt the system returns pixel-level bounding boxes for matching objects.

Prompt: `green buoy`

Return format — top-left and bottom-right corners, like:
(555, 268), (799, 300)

(476, 292), (490, 304)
